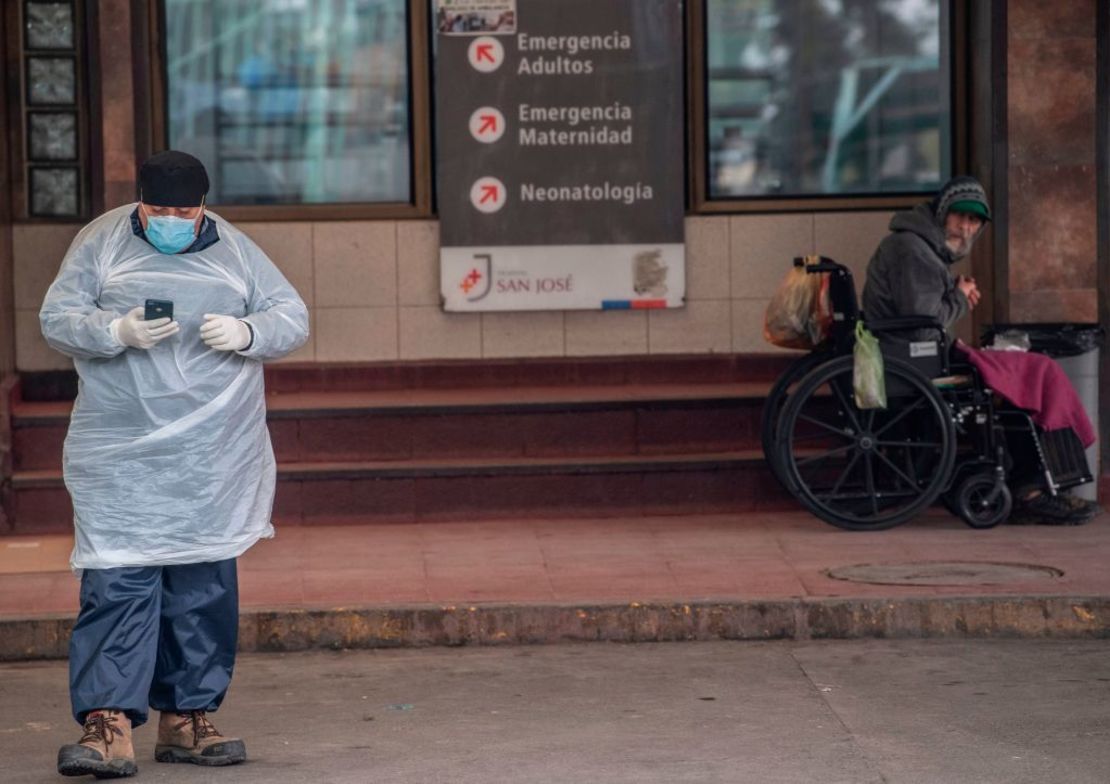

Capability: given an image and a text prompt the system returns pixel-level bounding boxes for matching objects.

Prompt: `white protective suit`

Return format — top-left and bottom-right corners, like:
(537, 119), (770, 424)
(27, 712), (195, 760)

(40, 204), (309, 570)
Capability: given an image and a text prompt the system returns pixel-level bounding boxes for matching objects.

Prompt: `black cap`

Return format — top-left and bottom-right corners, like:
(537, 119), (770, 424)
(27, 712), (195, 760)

(138, 150), (209, 207)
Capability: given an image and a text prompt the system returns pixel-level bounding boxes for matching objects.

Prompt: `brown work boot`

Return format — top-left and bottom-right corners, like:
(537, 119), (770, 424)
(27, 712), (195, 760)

(154, 710), (246, 766)
(57, 709), (137, 778)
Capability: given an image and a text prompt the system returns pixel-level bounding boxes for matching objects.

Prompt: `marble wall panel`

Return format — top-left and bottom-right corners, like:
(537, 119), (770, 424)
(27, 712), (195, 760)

(1008, 165), (1098, 294)
(684, 216), (730, 301)
(98, 0), (137, 209)
(1010, 290), (1098, 324)
(1008, 37), (1095, 166)
(239, 223), (315, 306)
(313, 221), (397, 308)
(315, 307), (398, 362)
(1006, 0), (1098, 324)
(729, 214), (814, 300)
(813, 211), (894, 295)
(15, 309), (70, 371)
(481, 311), (564, 358)
(399, 306), (481, 360)
(12, 224), (79, 310)
(647, 300), (732, 355)
(397, 221), (441, 306)
(1009, 0), (1096, 39)
(564, 311), (647, 356)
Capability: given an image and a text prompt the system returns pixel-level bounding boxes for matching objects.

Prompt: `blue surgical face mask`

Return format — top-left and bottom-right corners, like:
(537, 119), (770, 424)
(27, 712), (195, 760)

(144, 207), (200, 254)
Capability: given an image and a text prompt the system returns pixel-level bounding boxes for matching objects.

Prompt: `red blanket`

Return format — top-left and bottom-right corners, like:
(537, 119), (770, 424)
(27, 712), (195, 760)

(956, 342), (1096, 447)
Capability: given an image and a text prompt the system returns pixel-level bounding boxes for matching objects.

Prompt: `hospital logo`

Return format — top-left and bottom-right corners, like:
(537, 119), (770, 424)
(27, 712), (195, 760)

(460, 253), (492, 301)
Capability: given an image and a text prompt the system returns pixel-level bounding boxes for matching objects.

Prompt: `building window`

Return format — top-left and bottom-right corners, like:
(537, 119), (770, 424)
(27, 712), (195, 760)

(19, 0), (87, 219)
(704, 0), (951, 201)
(161, 0), (412, 206)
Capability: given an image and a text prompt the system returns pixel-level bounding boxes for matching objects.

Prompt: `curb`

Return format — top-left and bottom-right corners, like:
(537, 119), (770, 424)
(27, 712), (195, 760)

(4, 595), (1110, 661)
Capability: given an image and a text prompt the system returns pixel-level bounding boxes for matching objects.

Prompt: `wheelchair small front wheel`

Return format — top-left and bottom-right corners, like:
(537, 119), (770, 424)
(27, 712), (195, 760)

(955, 474), (1012, 529)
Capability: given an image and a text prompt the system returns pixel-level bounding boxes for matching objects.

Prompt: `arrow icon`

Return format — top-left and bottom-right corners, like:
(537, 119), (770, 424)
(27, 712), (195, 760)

(468, 36), (504, 73)
(470, 107), (505, 143)
(478, 114), (497, 134)
(470, 176), (506, 213)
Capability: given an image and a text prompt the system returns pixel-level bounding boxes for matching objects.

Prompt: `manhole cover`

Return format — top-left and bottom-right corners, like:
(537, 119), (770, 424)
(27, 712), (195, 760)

(826, 561), (1063, 586)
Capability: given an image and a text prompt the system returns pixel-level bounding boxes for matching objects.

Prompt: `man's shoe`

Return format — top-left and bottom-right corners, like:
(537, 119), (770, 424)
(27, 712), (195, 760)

(1059, 494), (1101, 519)
(57, 709), (138, 778)
(154, 710), (246, 766)
(1009, 493), (1096, 526)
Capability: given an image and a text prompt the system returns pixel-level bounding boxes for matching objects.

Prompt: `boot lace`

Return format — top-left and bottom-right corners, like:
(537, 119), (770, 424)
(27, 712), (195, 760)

(79, 711), (123, 748)
(175, 711), (222, 747)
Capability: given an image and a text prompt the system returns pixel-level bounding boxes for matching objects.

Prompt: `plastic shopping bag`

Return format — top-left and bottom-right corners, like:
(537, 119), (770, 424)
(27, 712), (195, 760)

(763, 257), (832, 349)
(853, 321), (886, 409)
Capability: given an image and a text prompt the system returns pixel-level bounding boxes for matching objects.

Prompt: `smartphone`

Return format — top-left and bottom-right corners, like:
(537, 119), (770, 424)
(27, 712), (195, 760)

(144, 299), (174, 321)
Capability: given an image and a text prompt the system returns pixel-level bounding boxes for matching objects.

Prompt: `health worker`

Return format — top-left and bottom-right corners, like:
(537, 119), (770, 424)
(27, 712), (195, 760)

(40, 150), (309, 778)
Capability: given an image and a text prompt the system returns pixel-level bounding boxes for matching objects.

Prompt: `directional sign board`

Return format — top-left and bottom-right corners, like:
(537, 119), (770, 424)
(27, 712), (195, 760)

(435, 0), (685, 311)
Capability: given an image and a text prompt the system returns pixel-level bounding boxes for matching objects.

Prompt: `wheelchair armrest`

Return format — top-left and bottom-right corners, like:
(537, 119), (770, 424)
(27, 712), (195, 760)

(865, 316), (947, 340)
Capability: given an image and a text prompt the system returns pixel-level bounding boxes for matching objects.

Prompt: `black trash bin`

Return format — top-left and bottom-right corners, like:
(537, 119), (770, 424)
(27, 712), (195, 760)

(982, 323), (1105, 500)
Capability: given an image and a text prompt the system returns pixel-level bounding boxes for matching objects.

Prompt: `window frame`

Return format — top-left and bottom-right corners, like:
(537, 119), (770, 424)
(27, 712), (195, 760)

(687, 0), (969, 214)
(147, 0), (433, 221)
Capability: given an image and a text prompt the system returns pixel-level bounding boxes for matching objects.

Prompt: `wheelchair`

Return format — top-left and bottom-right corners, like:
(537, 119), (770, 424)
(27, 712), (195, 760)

(762, 257), (1092, 531)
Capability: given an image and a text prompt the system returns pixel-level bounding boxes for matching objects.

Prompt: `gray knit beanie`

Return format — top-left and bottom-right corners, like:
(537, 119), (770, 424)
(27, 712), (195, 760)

(932, 176), (991, 223)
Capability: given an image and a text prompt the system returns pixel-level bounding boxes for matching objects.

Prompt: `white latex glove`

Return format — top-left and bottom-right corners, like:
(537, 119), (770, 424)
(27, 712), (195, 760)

(110, 306), (180, 350)
(200, 313), (252, 351)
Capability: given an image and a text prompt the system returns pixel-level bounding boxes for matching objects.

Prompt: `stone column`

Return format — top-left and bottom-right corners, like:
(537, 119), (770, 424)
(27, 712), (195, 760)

(1006, 1), (1098, 322)
(95, 0), (140, 210)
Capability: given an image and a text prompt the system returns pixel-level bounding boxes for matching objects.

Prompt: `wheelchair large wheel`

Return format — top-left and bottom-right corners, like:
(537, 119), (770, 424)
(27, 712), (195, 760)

(776, 355), (956, 531)
(761, 351), (828, 488)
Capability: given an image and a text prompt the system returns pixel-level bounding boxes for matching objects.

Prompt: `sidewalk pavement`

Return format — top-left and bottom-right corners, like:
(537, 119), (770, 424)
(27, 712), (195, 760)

(2, 509), (1109, 658)
(3, 639), (1110, 783)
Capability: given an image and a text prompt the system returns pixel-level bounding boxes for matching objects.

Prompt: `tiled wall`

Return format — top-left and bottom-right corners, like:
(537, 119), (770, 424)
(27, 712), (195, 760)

(1006, 0), (1098, 323)
(12, 212), (897, 371)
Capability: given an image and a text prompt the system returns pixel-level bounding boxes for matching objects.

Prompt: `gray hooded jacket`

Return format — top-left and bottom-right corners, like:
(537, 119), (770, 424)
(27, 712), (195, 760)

(861, 203), (969, 339)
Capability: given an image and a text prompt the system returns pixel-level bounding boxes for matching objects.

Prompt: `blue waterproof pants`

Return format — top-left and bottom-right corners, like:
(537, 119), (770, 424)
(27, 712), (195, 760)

(68, 560), (238, 728)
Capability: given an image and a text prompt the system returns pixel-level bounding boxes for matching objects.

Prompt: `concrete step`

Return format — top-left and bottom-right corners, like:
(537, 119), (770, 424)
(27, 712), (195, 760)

(7, 451), (790, 533)
(4, 358), (798, 534)
(11, 383), (773, 470)
(7, 595), (1110, 661)
(5, 511), (1110, 657)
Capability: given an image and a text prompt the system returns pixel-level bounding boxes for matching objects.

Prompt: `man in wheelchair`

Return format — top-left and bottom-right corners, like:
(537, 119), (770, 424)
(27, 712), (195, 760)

(862, 176), (1099, 525)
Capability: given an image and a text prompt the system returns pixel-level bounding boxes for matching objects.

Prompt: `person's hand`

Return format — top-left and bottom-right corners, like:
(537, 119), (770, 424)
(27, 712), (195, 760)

(200, 314), (252, 351)
(957, 275), (981, 308)
(110, 306), (179, 349)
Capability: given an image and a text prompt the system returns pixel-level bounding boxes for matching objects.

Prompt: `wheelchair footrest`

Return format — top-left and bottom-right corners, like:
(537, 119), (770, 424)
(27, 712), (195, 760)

(1039, 427), (1092, 491)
